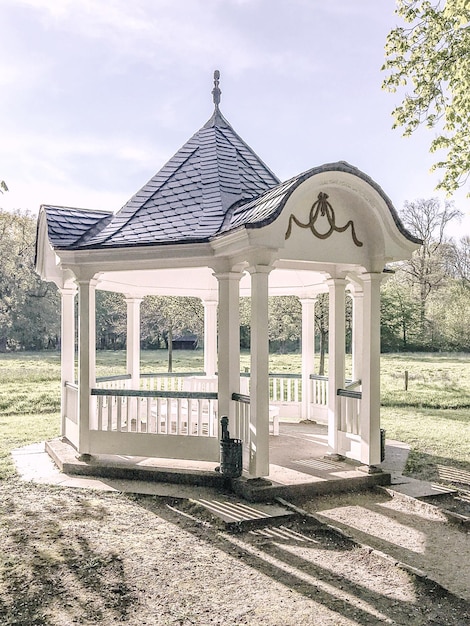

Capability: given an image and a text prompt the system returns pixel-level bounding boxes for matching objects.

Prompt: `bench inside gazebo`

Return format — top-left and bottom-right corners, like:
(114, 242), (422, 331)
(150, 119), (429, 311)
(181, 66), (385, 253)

(35, 72), (420, 483)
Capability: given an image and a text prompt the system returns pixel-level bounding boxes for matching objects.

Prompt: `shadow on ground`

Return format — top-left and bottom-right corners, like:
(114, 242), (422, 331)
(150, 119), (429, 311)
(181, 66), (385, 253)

(135, 493), (470, 626)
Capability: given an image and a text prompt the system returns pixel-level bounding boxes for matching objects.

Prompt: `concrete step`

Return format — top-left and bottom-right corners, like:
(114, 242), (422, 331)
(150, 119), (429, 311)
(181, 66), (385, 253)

(389, 475), (457, 500)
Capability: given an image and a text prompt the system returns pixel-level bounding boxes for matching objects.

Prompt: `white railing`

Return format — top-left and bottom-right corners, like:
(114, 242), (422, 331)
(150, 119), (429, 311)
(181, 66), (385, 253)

(91, 389), (218, 437)
(241, 373), (302, 403)
(63, 381), (79, 448)
(270, 374), (301, 403)
(139, 373), (205, 392)
(95, 374), (131, 390)
(91, 372), (329, 436)
(232, 392), (251, 445)
(311, 375), (328, 407)
(337, 388), (361, 435)
(242, 372), (329, 408)
(96, 372), (329, 407)
(64, 382), (78, 423)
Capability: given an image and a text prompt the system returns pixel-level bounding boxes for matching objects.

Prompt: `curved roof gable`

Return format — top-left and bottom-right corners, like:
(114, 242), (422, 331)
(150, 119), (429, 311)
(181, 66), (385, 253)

(221, 161), (421, 245)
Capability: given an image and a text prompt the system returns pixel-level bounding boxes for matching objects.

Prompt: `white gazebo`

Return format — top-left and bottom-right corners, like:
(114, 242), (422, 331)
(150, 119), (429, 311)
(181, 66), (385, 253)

(35, 72), (420, 479)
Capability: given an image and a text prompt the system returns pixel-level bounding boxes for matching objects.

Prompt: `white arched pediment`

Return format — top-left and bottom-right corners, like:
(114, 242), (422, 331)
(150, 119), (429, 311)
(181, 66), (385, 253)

(242, 165), (420, 273)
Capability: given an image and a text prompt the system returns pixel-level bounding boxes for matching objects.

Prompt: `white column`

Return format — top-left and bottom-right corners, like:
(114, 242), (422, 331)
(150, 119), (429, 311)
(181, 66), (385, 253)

(326, 278), (346, 454)
(77, 278), (98, 455)
(125, 297), (143, 388)
(203, 299), (218, 377)
(215, 272), (241, 432)
(300, 297), (316, 420)
(351, 289), (364, 383)
(60, 284), (77, 435)
(360, 273), (382, 466)
(248, 265), (272, 478)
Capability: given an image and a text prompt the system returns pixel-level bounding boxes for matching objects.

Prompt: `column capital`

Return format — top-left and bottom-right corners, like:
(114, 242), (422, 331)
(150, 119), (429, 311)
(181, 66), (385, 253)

(351, 289), (364, 299)
(212, 270), (244, 282)
(59, 285), (78, 297)
(246, 264), (273, 276)
(299, 296), (318, 305)
(361, 272), (384, 283)
(124, 296), (143, 304)
(326, 277), (347, 288)
(76, 276), (100, 288)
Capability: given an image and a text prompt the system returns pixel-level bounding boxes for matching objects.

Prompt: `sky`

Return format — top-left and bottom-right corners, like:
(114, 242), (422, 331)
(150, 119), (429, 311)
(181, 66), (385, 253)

(1, 0), (469, 237)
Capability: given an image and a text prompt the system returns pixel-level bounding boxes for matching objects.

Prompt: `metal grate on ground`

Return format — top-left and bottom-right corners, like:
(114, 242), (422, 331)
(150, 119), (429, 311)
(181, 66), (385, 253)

(249, 525), (320, 543)
(437, 465), (470, 488)
(192, 498), (297, 530)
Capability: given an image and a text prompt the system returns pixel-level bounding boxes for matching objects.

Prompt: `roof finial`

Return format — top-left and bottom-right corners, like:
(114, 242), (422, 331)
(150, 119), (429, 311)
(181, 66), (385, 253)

(212, 70), (221, 108)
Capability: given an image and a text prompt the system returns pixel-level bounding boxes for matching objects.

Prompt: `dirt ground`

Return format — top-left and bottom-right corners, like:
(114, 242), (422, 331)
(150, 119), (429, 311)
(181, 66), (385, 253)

(298, 488), (470, 604)
(0, 480), (469, 626)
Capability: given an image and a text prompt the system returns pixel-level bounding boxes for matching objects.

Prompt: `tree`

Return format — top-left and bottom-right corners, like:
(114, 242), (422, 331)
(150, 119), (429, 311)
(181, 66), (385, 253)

(95, 292), (126, 350)
(381, 276), (420, 351)
(315, 294), (329, 376)
(0, 209), (60, 351)
(268, 296), (301, 353)
(0, 181), (7, 194)
(398, 197), (461, 336)
(427, 280), (470, 349)
(141, 296), (203, 371)
(382, 0), (470, 193)
(448, 235), (470, 287)
(240, 296), (302, 354)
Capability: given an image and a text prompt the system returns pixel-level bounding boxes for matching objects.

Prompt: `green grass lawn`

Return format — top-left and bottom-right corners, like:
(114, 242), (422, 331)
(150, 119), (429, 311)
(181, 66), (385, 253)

(0, 349), (469, 483)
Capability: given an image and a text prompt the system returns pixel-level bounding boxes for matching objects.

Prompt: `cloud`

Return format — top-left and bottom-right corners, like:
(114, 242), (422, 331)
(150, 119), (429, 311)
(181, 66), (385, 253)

(4, 0), (321, 79)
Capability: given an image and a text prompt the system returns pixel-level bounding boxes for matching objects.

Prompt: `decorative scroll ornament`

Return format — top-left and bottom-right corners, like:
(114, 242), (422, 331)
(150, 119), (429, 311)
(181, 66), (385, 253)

(285, 192), (363, 247)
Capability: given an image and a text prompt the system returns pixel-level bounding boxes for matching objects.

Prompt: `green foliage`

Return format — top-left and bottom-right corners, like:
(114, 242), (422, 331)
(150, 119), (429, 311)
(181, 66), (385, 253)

(141, 296), (204, 349)
(427, 280), (470, 350)
(268, 296), (301, 352)
(382, 406), (470, 481)
(0, 209), (60, 351)
(381, 351), (470, 408)
(449, 234), (470, 286)
(240, 296), (302, 352)
(0, 413), (59, 479)
(381, 197), (466, 350)
(381, 277), (420, 350)
(96, 292), (126, 350)
(383, 0), (470, 193)
(398, 199), (461, 331)
(0, 352), (61, 415)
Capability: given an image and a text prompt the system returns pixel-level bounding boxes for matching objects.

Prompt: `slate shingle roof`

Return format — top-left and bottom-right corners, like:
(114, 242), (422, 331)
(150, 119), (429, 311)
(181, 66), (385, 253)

(44, 106), (281, 250)
(41, 205), (112, 249)
(41, 106), (420, 251)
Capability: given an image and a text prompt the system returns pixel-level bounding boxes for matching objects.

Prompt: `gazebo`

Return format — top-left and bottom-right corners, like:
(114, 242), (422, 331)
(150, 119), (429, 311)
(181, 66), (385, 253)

(35, 72), (420, 479)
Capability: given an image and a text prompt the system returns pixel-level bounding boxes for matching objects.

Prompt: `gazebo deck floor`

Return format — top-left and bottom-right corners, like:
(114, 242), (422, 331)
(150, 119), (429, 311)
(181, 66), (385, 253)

(44, 422), (390, 502)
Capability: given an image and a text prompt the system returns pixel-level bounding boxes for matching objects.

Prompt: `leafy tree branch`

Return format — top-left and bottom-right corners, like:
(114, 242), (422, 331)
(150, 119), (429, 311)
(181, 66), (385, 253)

(383, 0), (470, 193)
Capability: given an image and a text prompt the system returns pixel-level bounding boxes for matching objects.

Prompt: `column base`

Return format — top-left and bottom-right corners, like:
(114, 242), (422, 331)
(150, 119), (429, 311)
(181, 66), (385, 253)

(246, 477), (272, 486)
(76, 453), (93, 462)
(324, 453), (346, 462)
(358, 464), (383, 475)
